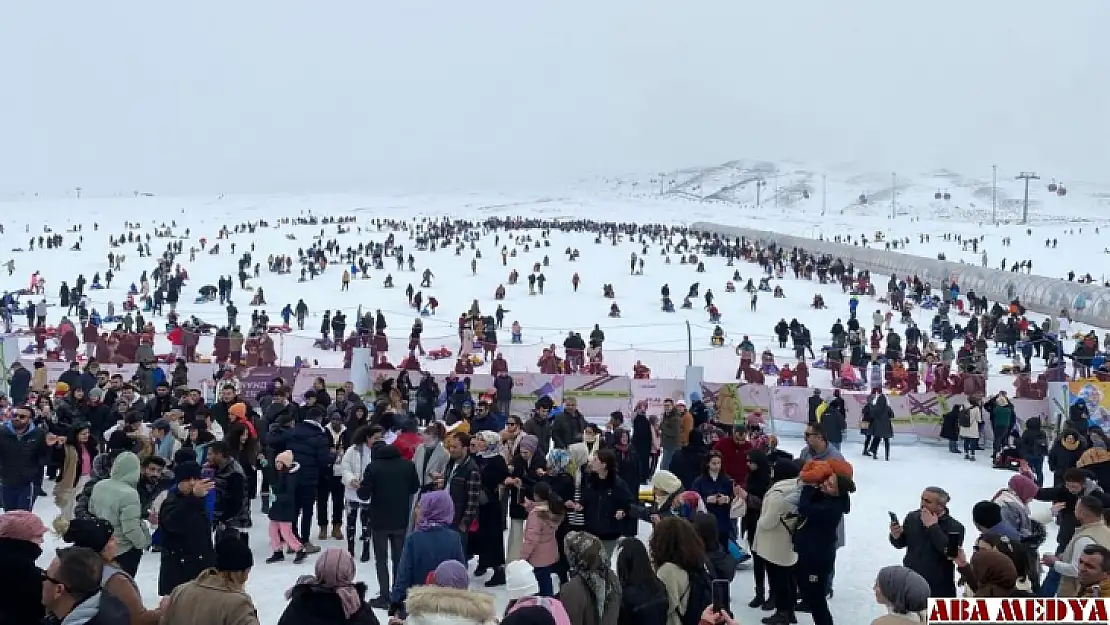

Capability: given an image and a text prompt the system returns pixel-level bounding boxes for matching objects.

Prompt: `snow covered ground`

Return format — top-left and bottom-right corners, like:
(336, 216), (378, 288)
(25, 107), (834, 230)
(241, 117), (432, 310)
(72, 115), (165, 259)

(0, 185), (1091, 623)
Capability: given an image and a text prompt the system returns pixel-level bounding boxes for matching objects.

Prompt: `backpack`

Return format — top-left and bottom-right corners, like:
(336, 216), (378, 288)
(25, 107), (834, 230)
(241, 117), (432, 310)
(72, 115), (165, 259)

(625, 589), (669, 625)
(677, 564), (714, 625)
(958, 409), (972, 429)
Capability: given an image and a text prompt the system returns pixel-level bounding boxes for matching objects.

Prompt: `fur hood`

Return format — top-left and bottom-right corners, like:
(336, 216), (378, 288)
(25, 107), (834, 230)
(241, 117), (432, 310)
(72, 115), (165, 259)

(405, 586), (497, 625)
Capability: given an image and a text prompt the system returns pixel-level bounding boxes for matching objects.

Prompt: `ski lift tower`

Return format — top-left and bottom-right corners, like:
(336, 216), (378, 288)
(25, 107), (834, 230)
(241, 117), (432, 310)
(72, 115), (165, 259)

(1016, 171), (1040, 225)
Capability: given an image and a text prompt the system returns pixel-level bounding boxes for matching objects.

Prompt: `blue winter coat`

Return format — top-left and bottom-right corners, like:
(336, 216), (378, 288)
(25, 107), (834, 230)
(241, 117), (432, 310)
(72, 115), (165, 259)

(390, 525), (465, 611)
(692, 471), (735, 536)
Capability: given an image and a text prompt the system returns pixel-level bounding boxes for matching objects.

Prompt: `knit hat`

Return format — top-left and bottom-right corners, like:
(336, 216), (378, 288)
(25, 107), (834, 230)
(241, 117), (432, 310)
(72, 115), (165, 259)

(63, 517), (114, 553)
(875, 566), (930, 615)
(505, 560), (540, 600)
(275, 450), (294, 469)
(151, 418), (171, 432)
(503, 606), (557, 625)
(772, 458), (801, 482)
(173, 461), (203, 483)
(55, 381), (70, 398)
(107, 430), (133, 452)
(228, 402), (247, 420)
(0, 510), (48, 543)
(432, 560), (469, 590)
(651, 470), (682, 495)
(88, 388), (104, 402)
(215, 535), (254, 572)
(173, 449), (198, 467)
(972, 501), (1003, 529)
(1008, 474), (1039, 503)
(518, 434), (539, 455)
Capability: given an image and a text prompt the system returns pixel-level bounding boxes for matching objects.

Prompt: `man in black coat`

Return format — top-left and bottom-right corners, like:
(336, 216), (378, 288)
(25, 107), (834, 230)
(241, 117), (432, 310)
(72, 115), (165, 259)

(270, 406), (334, 553)
(0, 405), (52, 511)
(8, 362), (31, 406)
(807, 389), (823, 425)
(156, 462), (216, 596)
(889, 486), (965, 597)
(358, 439), (420, 608)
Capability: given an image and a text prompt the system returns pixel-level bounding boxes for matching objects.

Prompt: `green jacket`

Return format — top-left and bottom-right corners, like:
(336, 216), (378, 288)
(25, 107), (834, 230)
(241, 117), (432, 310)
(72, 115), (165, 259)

(89, 452), (152, 553)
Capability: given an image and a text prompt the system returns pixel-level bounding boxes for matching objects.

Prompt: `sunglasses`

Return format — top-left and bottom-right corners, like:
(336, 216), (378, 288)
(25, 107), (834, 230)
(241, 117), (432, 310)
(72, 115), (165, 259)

(41, 571), (64, 587)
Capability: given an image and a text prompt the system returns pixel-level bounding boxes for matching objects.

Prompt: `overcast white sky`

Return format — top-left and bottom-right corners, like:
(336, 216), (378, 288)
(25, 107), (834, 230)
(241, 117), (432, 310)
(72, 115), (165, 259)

(1, 0), (1106, 196)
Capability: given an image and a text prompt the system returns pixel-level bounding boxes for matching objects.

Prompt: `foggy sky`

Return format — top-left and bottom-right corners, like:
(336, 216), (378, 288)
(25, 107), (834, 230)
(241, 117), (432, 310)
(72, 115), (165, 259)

(1, 0), (1106, 197)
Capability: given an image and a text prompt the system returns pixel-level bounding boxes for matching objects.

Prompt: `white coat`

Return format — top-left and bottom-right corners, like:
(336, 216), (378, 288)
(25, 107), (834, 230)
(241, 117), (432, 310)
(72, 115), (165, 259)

(959, 406), (984, 439)
(341, 443), (372, 503)
(753, 478), (799, 567)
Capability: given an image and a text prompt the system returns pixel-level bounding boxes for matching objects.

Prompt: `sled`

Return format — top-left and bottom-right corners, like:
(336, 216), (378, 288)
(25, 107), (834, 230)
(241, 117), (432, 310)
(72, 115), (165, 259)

(428, 348), (454, 361)
(267, 325), (293, 334)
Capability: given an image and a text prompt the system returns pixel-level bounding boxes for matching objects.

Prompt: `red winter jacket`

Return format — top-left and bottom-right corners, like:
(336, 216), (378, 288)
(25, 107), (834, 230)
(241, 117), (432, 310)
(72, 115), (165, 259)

(713, 437), (753, 485)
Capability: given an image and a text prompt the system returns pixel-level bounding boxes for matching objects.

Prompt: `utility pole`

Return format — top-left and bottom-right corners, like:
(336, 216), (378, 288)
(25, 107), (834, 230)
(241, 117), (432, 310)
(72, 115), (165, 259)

(773, 173), (779, 209)
(754, 178), (765, 207)
(1016, 171), (1040, 225)
(890, 173), (897, 219)
(991, 164), (997, 225)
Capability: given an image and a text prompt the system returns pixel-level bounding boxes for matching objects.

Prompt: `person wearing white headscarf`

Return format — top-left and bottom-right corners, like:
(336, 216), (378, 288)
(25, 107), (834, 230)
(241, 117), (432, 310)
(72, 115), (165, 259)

(471, 431), (510, 587)
(872, 565), (930, 623)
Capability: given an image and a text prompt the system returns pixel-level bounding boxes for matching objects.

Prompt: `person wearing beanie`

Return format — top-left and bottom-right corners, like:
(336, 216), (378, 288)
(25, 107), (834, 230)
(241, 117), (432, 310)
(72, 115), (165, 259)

(504, 559), (541, 604)
(279, 548), (378, 625)
(872, 566), (930, 624)
(157, 460), (216, 596)
(793, 457), (854, 624)
(0, 510), (49, 624)
(55, 380), (72, 399)
(160, 535), (260, 625)
(64, 516), (159, 625)
(430, 560), (470, 589)
(972, 500), (1021, 542)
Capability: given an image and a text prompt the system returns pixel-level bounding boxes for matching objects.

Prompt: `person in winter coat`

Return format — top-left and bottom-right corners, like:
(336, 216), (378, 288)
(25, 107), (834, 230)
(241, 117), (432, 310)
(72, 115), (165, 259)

(341, 426), (377, 560)
(208, 441), (249, 534)
(89, 451), (151, 576)
(404, 584), (497, 625)
(960, 400), (986, 461)
(819, 401), (848, 450)
(713, 426), (752, 486)
(579, 449), (633, 557)
(357, 437), (421, 608)
(1049, 430), (1088, 487)
(692, 511), (738, 588)
(794, 461), (855, 623)
(269, 409), (335, 553)
(278, 548), (379, 625)
(267, 450), (309, 564)
(753, 459), (802, 624)
(523, 399), (554, 456)
(739, 450), (773, 608)
(889, 486), (965, 597)
(0, 404), (52, 511)
(54, 421), (99, 525)
(62, 516), (159, 625)
(870, 566), (931, 625)
(615, 538), (669, 625)
(1019, 417), (1050, 486)
(507, 433), (547, 560)
(986, 392), (1018, 458)
(552, 398), (587, 450)
(158, 461), (216, 597)
(413, 423), (450, 491)
(560, 530), (622, 625)
(8, 361), (31, 406)
(941, 405), (963, 454)
(519, 481), (565, 596)
(0, 510), (49, 625)
(691, 450), (735, 549)
(41, 546), (132, 625)
(864, 393), (894, 460)
(390, 490), (466, 615)
(658, 399), (683, 471)
(159, 535), (261, 625)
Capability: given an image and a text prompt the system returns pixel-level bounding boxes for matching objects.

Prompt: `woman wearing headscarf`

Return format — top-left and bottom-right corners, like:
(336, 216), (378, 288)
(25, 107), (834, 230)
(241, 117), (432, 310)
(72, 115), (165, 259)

(954, 535), (1035, 598)
(279, 548), (379, 625)
(545, 448), (577, 585)
(558, 531), (621, 625)
(471, 430), (510, 586)
(391, 491), (466, 615)
(871, 566), (930, 624)
(62, 516), (160, 625)
(507, 433), (546, 561)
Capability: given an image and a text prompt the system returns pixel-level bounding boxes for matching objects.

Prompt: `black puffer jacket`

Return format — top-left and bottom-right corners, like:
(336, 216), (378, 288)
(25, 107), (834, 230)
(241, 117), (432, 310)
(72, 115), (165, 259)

(357, 443), (420, 531)
(157, 484), (216, 596)
(271, 419), (335, 485)
(580, 471), (633, 541)
(278, 581), (379, 625)
(889, 509), (965, 597)
(0, 537), (45, 625)
(0, 422), (48, 487)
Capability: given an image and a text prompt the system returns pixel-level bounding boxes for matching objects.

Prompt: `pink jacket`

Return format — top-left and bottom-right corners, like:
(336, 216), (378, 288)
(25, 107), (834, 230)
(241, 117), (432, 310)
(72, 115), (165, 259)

(519, 505), (562, 567)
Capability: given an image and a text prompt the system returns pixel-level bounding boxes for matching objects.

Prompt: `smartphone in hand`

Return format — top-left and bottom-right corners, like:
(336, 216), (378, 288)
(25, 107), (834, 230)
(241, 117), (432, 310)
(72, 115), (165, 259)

(888, 511), (899, 525)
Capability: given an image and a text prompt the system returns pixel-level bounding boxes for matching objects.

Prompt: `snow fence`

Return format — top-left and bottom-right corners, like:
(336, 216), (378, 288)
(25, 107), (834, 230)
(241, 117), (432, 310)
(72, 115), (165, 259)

(691, 222), (1110, 328)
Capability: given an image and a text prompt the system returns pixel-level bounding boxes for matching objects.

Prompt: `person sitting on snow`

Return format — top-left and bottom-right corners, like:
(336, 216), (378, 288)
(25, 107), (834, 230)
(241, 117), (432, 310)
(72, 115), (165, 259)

(662, 296), (675, 312)
(609, 302), (621, 318)
(812, 294), (825, 309)
(680, 296), (692, 309)
(603, 284), (615, 299)
(725, 281), (736, 293)
(707, 304), (721, 323)
(773, 285), (785, 298)
(777, 364), (794, 386)
(711, 326), (725, 346)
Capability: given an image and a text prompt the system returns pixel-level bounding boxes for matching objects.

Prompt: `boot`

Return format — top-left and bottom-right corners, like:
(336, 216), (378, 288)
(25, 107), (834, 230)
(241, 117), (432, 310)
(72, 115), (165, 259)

(760, 597), (775, 611)
(761, 613), (790, 625)
(331, 522), (344, 540)
(361, 541), (371, 563)
(302, 541), (322, 554)
(265, 551), (285, 563)
(293, 549), (308, 564)
(748, 590), (766, 609)
(260, 494), (271, 514)
(484, 567), (506, 587)
(317, 526), (328, 541)
(347, 537), (355, 557)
